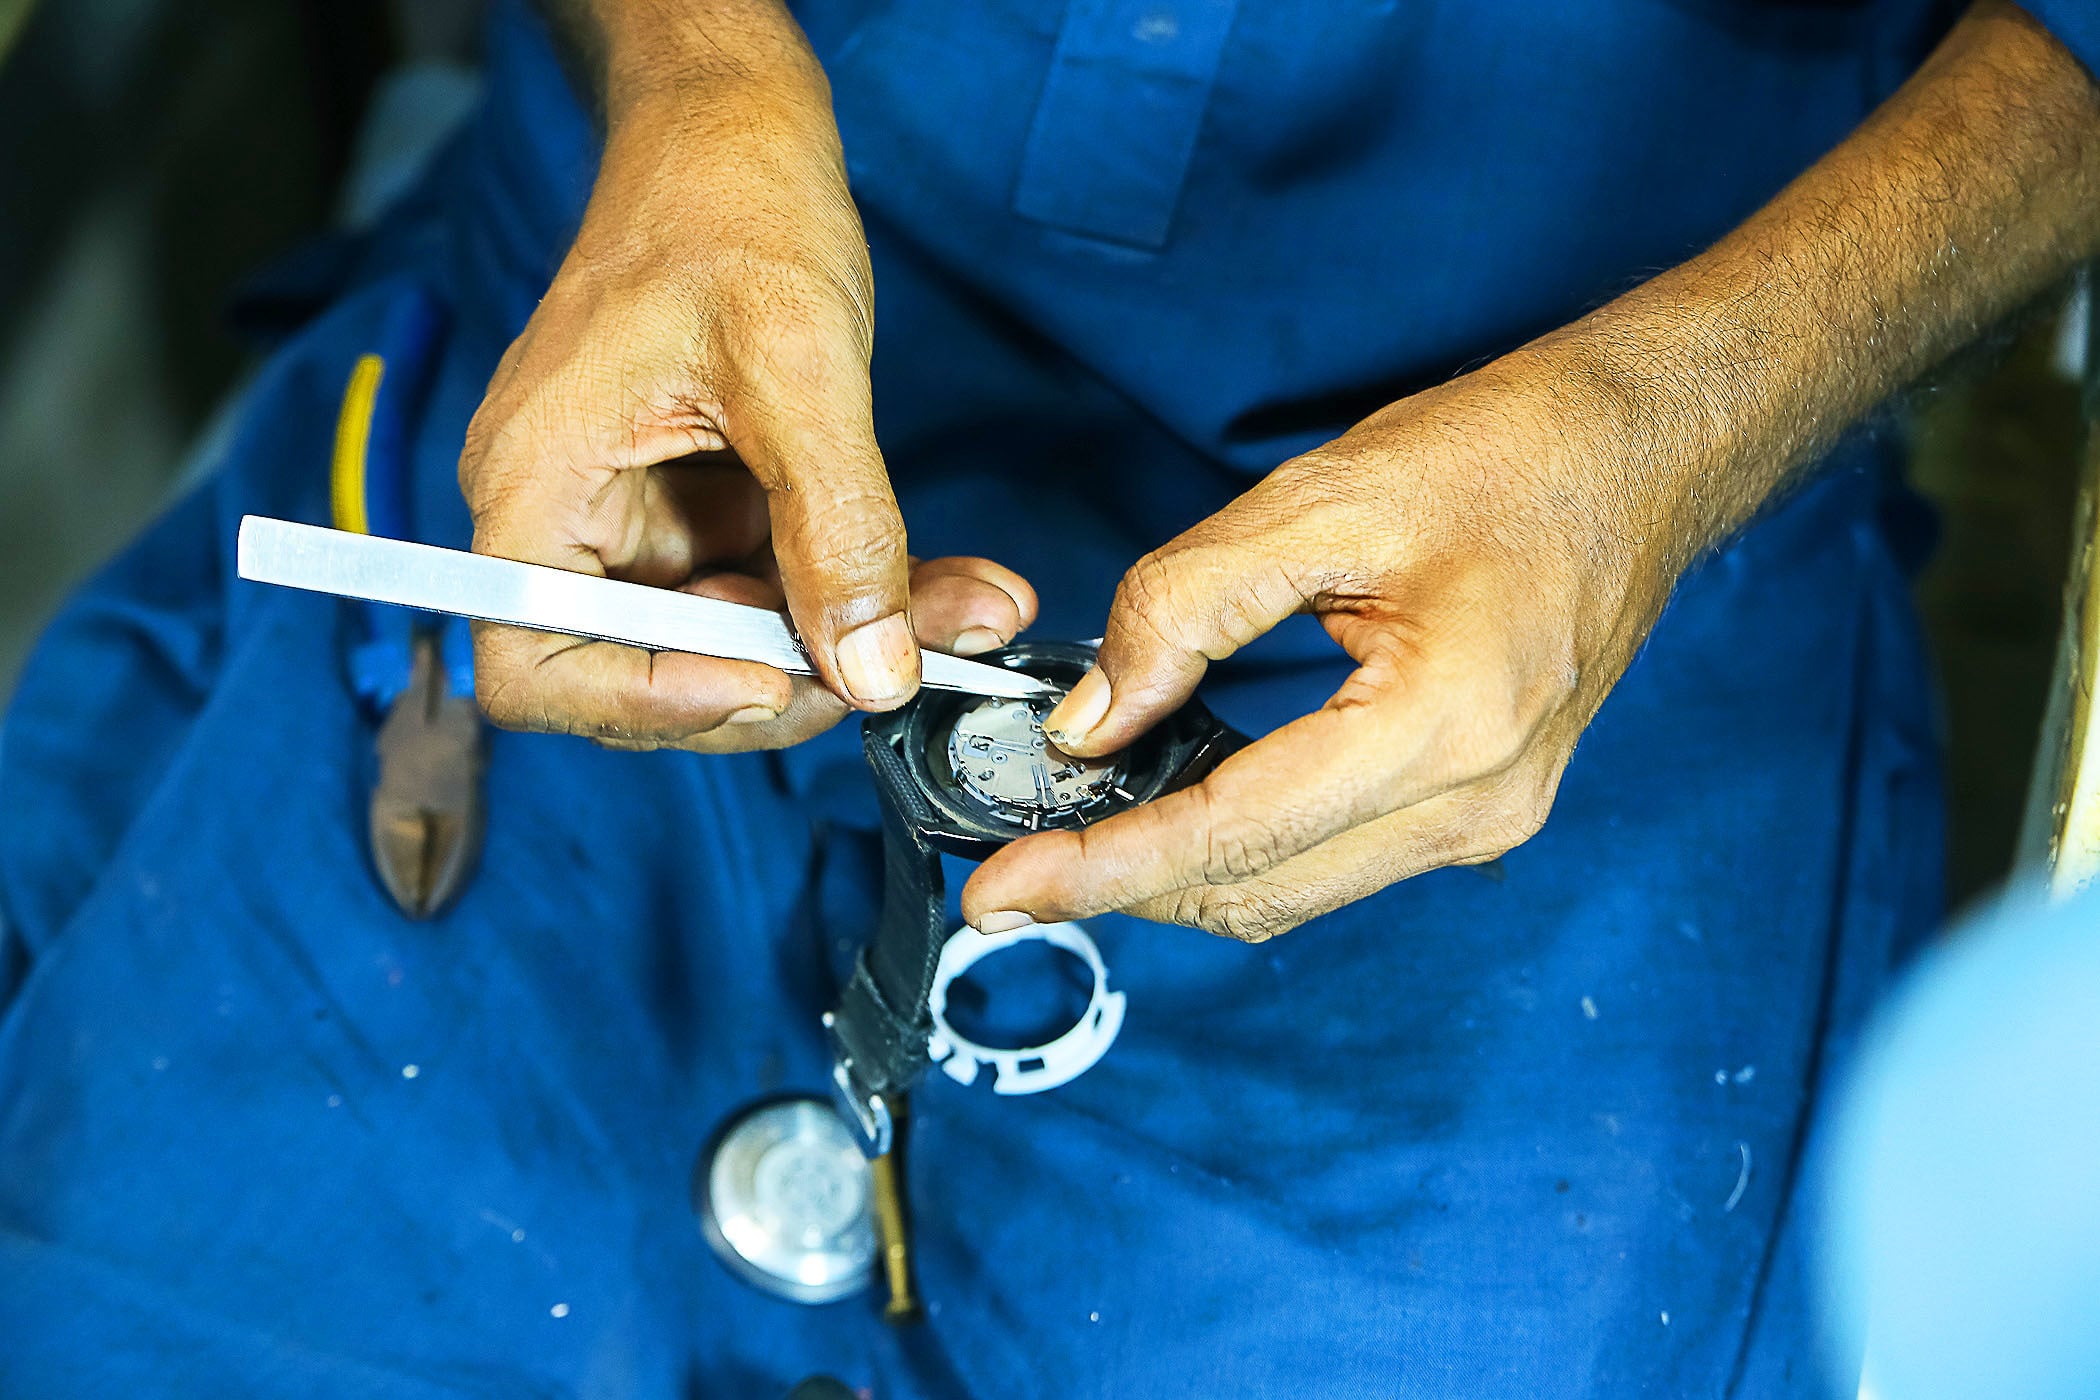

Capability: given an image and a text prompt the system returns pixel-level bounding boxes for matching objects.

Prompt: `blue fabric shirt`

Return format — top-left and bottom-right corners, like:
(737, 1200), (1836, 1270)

(5, 0), (2086, 1394)
(807, 0), (1956, 475)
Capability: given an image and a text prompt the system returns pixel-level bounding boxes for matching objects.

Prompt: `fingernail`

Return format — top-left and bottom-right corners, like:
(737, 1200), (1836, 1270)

(950, 626), (1006, 656)
(725, 705), (778, 726)
(1042, 667), (1110, 746)
(972, 910), (1034, 935)
(836, 612), (918, 704)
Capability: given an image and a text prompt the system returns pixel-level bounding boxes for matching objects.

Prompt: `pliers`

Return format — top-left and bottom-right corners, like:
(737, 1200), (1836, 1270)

(331, 288), (486, 919)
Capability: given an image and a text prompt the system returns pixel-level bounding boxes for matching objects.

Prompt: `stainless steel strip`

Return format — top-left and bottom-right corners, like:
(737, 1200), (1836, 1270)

(236, 517), (1052, 700)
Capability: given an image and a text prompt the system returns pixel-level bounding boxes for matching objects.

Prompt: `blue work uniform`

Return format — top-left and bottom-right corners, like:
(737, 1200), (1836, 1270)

(3, 2), (2095, 1395)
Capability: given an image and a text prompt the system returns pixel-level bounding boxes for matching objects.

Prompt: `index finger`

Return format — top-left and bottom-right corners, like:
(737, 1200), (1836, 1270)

(962, 692), (1461, 928)
(472, 620), (797, 745)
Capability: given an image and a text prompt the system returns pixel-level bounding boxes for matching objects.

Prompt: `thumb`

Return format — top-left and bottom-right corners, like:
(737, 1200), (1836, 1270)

(1045, 528), (1307, 756)
(727, 342), (916, 710)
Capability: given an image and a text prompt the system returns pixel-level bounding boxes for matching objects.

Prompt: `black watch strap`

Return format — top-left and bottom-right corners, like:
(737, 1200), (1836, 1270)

(826, 732), (948, 1155)
(825, 647), (1247, 1157)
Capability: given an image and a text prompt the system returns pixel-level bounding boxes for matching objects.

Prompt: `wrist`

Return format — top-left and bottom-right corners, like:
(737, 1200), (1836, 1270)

(577, 37), (857, 284)
(1502, 285), (1778, 579)
(592, 1), (829, 129)
(1465, 339), (1690, 563)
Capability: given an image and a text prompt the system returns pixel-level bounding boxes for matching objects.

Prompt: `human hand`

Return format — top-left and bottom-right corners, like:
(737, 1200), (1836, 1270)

(961, 356), (1682, 940)
(459, 23), (1033, 752)
(958, 0), (2100, 940)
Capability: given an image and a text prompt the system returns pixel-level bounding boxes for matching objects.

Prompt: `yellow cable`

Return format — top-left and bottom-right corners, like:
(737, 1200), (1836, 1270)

(331, 354), (386, 536)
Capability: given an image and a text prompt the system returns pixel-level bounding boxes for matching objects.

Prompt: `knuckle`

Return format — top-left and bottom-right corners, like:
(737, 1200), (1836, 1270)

(458, 337), (530, 473)
(1443, 687), (1540, 780)
(1438, 647), (1584, 783)
(458, 426), (564, 544)
(1480, 791), (1554, 856)
(1216, 898), (1292, 943)
(786, 490), (906, 584)
(1110, 534), (1296, 667)
(474, 669), (540, 733)
(1169, 886), (1296, 943)
(457, 413), (493, 490)
(1111, 551), (1207, 668)
(1201, 811), (1290, 885)
(1516, 794), (1553, 843)
(457, 407), (518, 502)
(1115, 551), (1182, 628)
(462, 466), (531, 541)
(1514, 773), (1560, 841)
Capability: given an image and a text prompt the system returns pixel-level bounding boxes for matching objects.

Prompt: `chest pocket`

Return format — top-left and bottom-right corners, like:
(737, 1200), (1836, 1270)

(1013, 0), (1242, 249)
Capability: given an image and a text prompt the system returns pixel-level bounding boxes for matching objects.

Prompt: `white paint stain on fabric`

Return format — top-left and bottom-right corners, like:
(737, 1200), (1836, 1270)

(1724, 1143), (1753, 1213)
(479, 1208), (528, 1243)
(1132, 12), (1178, 42)
(550, 1303), (570, 1318)
(401, 1064), (420, 1080)
(1580, 996), (1598, 1020)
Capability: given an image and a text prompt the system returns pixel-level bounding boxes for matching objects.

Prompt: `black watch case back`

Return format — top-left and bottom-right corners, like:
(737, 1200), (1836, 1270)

(863, 640), (1242, 860)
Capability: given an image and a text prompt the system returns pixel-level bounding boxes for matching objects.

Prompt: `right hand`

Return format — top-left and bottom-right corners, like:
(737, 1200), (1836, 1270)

(459, 37), (1033, 752)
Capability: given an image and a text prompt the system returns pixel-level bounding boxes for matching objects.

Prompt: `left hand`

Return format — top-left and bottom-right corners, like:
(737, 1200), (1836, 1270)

(961, 354), (1685, 941)
(458, 50), (1038, 752)
(475, 456), (1034, 752)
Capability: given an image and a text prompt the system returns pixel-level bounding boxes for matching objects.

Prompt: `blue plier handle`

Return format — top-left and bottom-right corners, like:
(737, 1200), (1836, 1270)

(331, 287), (485, 918)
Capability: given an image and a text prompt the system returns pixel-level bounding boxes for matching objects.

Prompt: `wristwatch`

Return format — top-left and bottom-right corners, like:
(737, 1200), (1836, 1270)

(824, 640), (1244, 1154)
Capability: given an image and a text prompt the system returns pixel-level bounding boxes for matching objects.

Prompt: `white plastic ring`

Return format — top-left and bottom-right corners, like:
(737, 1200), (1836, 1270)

(926, 920), (1125, 1095)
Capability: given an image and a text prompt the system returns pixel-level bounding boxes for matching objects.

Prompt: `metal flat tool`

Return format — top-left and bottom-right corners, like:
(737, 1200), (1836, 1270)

(237, 516), (1054, 701)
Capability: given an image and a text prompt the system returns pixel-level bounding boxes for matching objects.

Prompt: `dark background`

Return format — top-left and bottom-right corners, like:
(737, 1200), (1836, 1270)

(0, 0), (475, 695)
